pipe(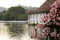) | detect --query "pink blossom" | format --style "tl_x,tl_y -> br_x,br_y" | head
41,16 -> 48,23
50,32 -> 56,37
37,24 -> 43,28
33,29 -> 37,38
50,1 -> 58,8
56,22 -> 60,26
43,27 -> 50,33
